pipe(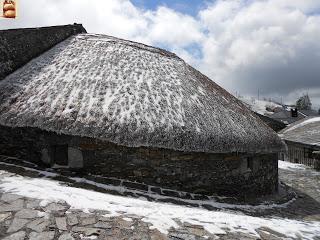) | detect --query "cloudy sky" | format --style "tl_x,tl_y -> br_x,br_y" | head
1,0 -> 320,108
